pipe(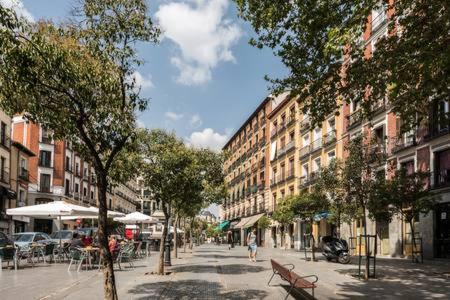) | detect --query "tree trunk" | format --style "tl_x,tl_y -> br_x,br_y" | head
363,207 -> 369,280
158,203 -> 170,275
174,214 -> 179,259
409,219 -> 417,262
189,219 -> 193,250
183,218 -> 187,253
310,219 -> 316,261
97,174 -> 118,300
